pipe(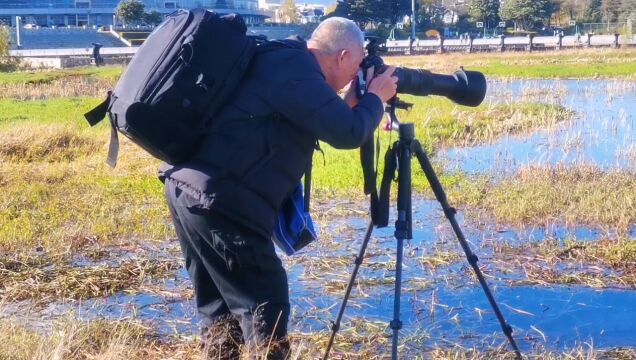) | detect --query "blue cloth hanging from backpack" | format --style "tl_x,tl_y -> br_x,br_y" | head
272,183 -> 317,256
